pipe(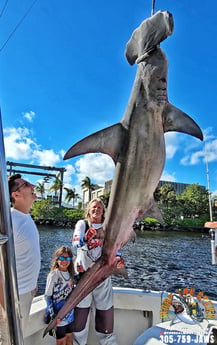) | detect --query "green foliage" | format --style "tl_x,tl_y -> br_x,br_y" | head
178,184 -> 209,217
31,199 -> 55,219
62,209 -> 84,222
143,217 -> 159,225
175,216 -> 208,228
154,183 -> 210,225
31,199 -> 85,223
